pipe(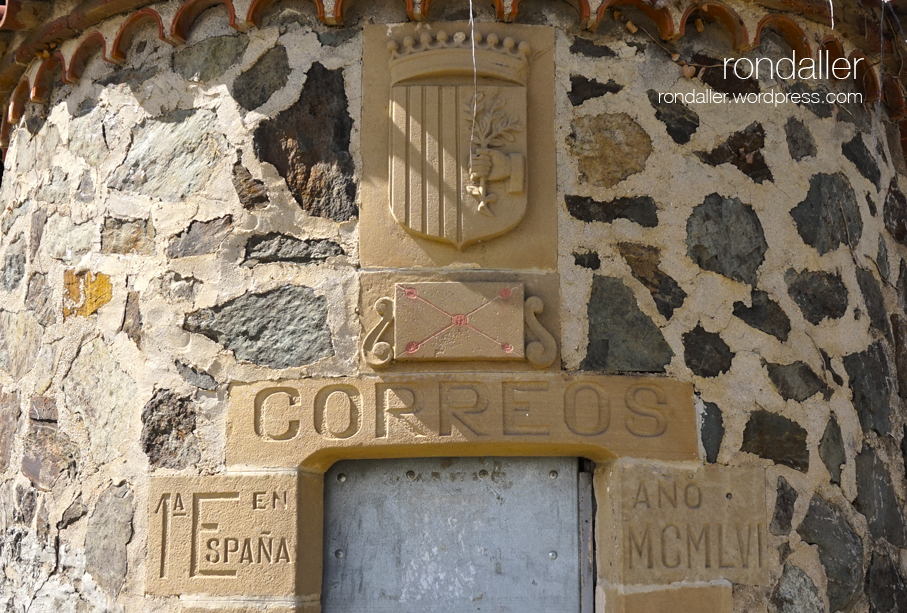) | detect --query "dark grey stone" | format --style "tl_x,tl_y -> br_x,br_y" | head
884,179 -> 907,245
29,395 -> 56,422
0,389 -> 19,473
29,208 -> 46,259
820,416 -> 845,485
695,53 -> 759,95
122,291 -> 141,346
683,325 -> 733,378
646,89 -> 699,145
867,191 -> 879,217
784,117 -> 817,161
75,170 -> 94,203
568,75 -> 622,105
733,290 -> 791,341
565,194 -> 658,227
233,45 -> 291,111
769,563 -> 824,613
572,252 -> 600,270
108,109 -> 225,201
85,483 -> 133,596
57,494 -> 87,530
797,494 -> 863,612
21,422 -> 78,491
25,273 -> 54,328
184,285 -> 334,369
855,446 -> 907,547
820,347 -> 844,386
867,553 -> 907,613
687,193 -> 767,285
898,260 -> 907,312
173,34 -> 249,82
253,62 -> 357,222
700,399 -> 723,464
166,216 -> 232,258
843,134 -> 881,188
318,29 -> 357,47
570,37 -> 616,58
770,477 -> 798,536
892,314 -> 907,398
580,276 -> 673,372
856,267 -> 891,339
695,122 -> 773,184
842,341 -> 892,435
618,242 -> 687,319
101,217 -> 155,255
232,160 -> 269,210
243,233 -> 344,266
140,389 -> 200,470
2,237 -> 25,292
15,484 -> 36,525
741,410 -> 809,472
765,361 -> 831,402
785,269 -> 848,325
789,173 -> 862,255
175,361 -> 217,391
97,66 -> 159,91
877,237 -> 890,280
